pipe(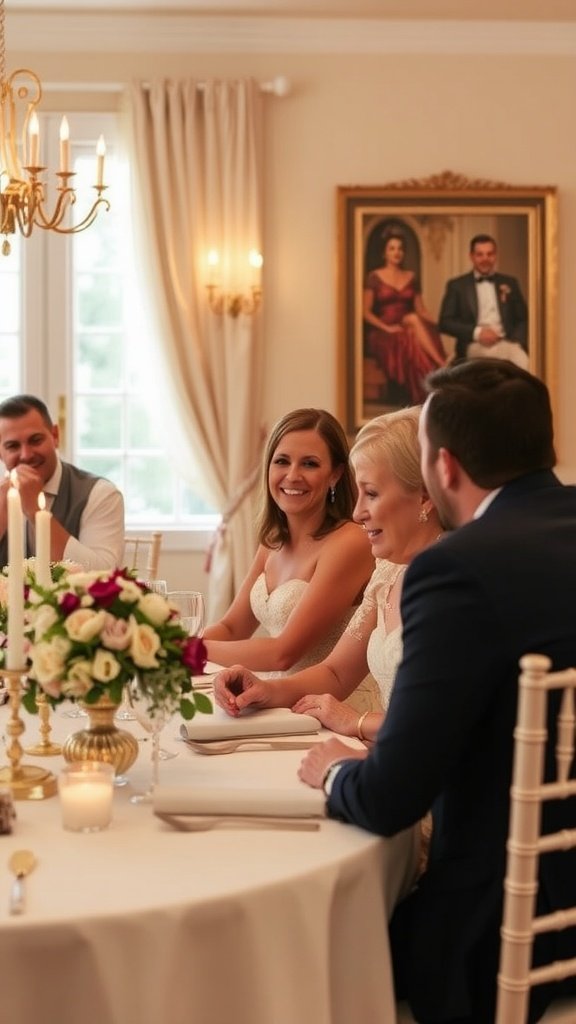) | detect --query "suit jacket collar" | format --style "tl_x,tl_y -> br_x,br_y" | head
486,469 -> 562,511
